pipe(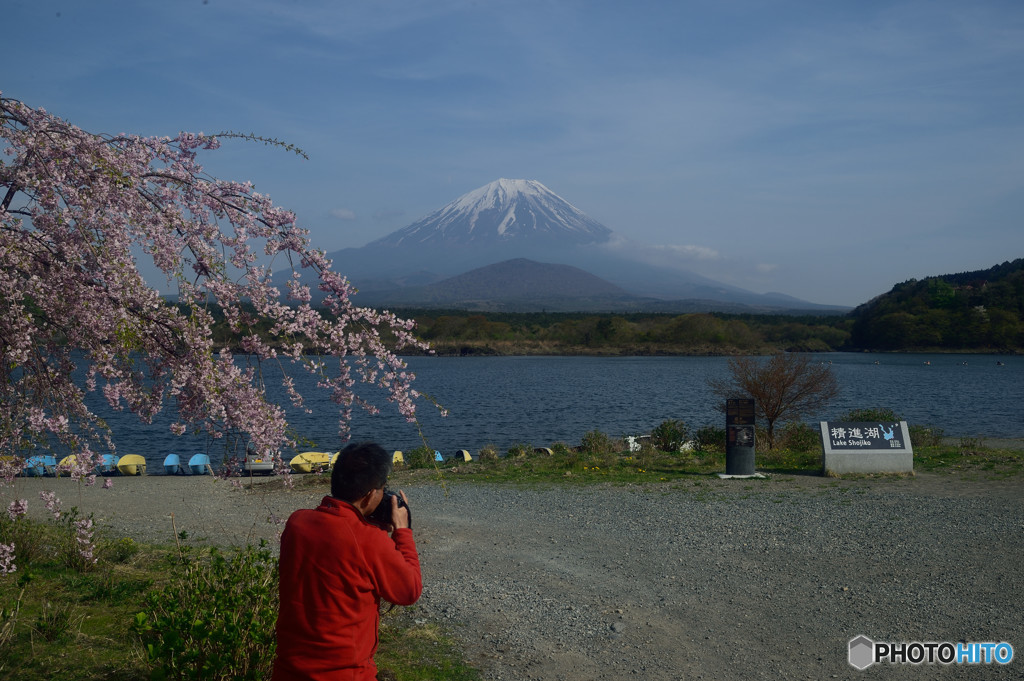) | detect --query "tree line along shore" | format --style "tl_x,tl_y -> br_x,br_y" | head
208,306 -> 1023,356
199,258 -> 1024,355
